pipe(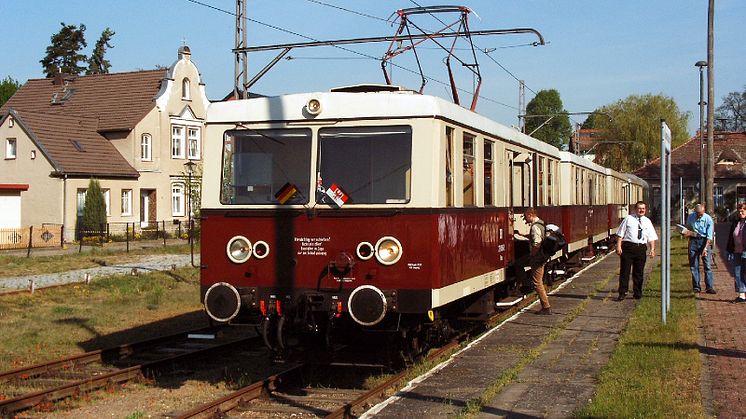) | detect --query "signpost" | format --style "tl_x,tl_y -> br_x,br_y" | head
660,120 -> 672,324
